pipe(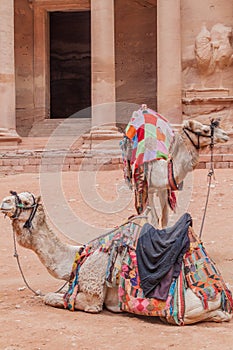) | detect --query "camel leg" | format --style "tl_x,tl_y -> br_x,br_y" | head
45,251 -> 109,313
148,192 -> 159,227
44,291 -> 104,313
104,287 -> 122,313
158,189 -> 169,228
44,292 -> 65,308
74,292 -> 104,313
